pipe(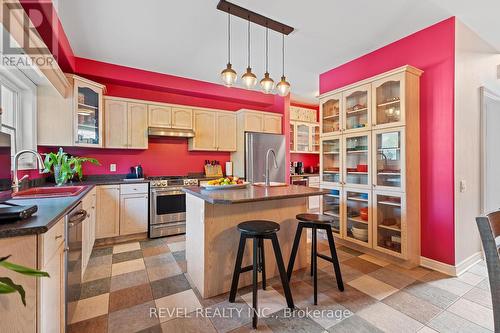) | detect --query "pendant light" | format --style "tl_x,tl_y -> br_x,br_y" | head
220,12 -> 237,87
241,18 -> 257,89
276,33 -> 291,96
260,26 -> 275,94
